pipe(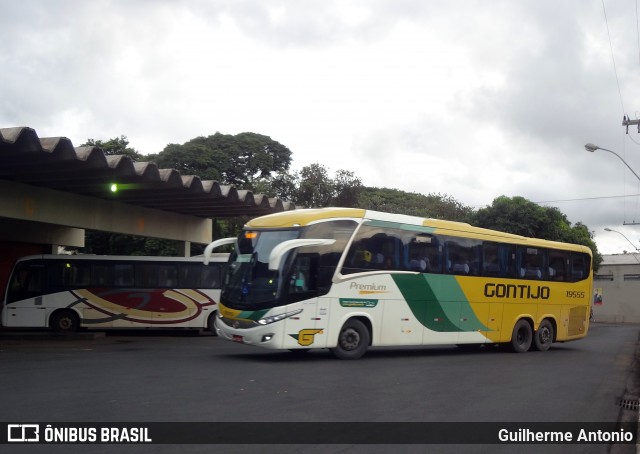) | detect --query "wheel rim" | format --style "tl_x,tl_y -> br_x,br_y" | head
59,317 -> 73,330
539,326 -> 551,345
340,328 -> 360,351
